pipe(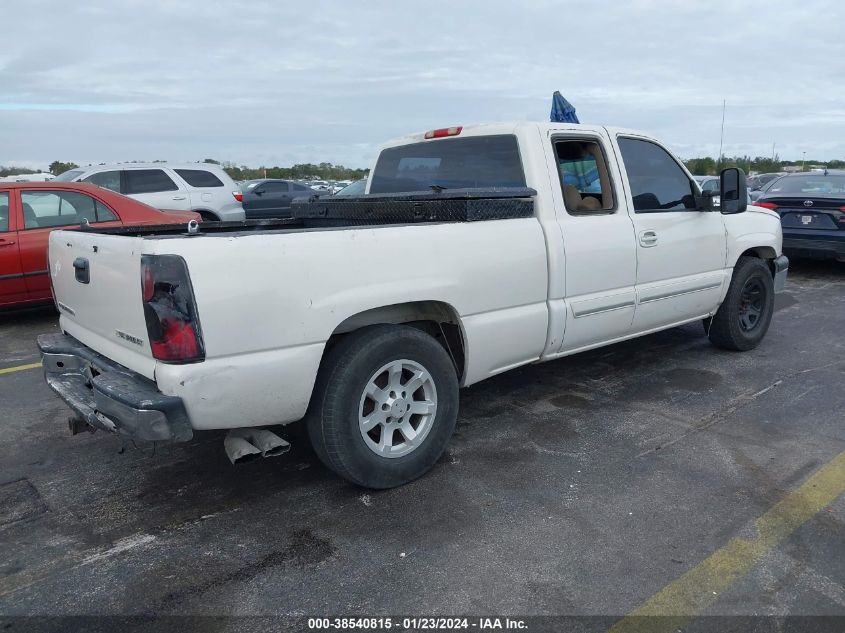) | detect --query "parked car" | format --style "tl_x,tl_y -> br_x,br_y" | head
748,172 -> 785,192
754,171 -> 845,262
333,179 -> 367,196
38,122 -> 786,488
693,175 -> 720,194
0,182 -> 198,309
0,172 -> 55,183
241,179 -> 315,219
54,163 -> 244,222
694,175 -> 751,207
